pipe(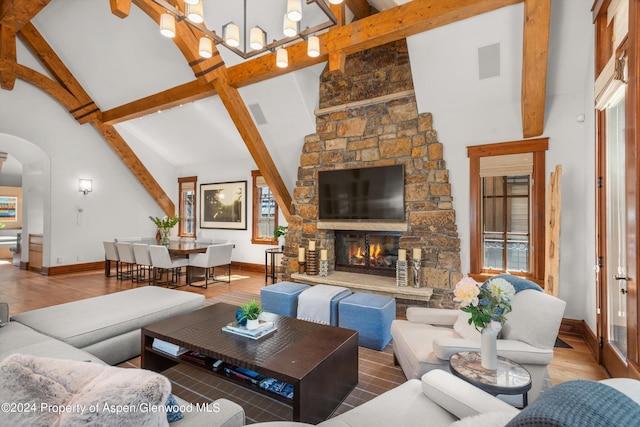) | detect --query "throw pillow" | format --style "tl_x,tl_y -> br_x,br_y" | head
165,393 -> 184,423
505,380 -> 640,427
450,411 -> 517,427
453,311 -> 481,340
0,354 -> 172,427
